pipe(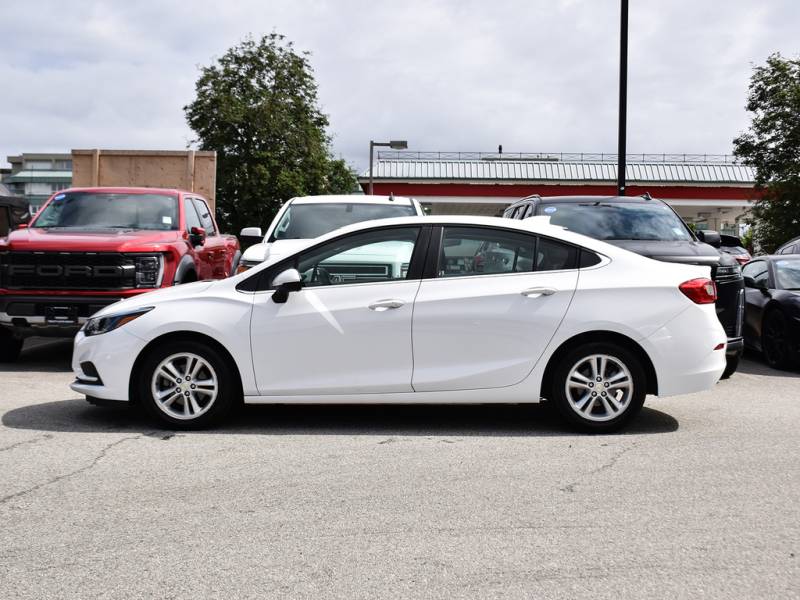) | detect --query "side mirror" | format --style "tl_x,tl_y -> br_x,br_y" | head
696,229 -> 721,248
271,268 -> 302,304
189,226 -> 206,246
743,275 -> 756,289
240,226 -> 263,243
